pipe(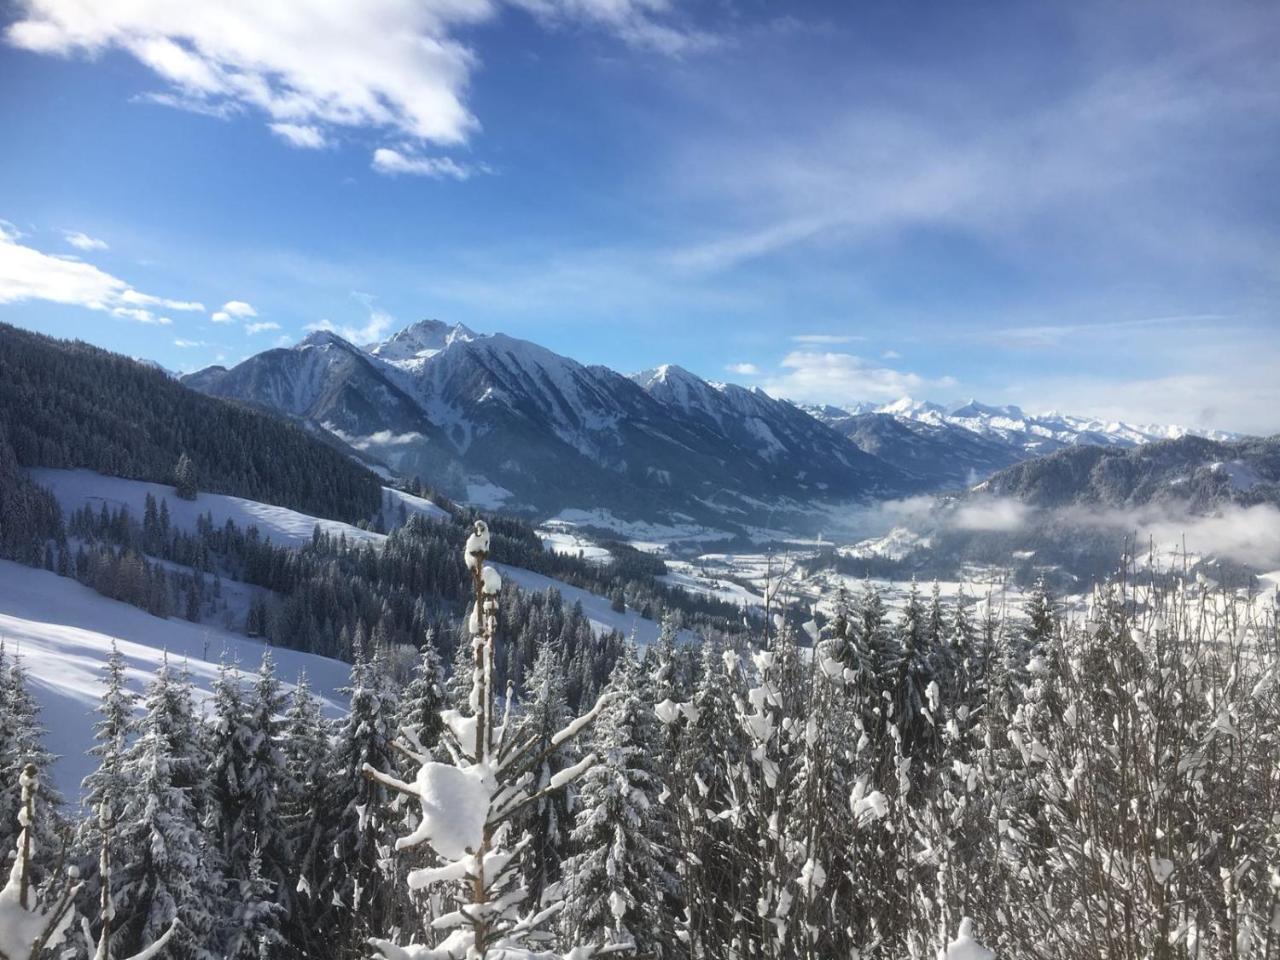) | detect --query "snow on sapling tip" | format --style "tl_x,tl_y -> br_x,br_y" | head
0,765 -> 79,960
942,917 -> 995,960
